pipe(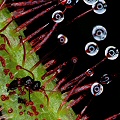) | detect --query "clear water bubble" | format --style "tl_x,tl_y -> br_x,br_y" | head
52,10 -> 64,23
92,0 -> 107,14
100,74 -> 112,85
91,82 -> 103,96
57,34 -> 68,45
85,42 -> 99,56
83,0 -> 98,5
105,46 -> 119,60
92,25 -> 107,41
